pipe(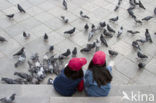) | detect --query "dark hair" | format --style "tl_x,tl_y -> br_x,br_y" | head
88,61 -> 112,87
64,66 -> 84,80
